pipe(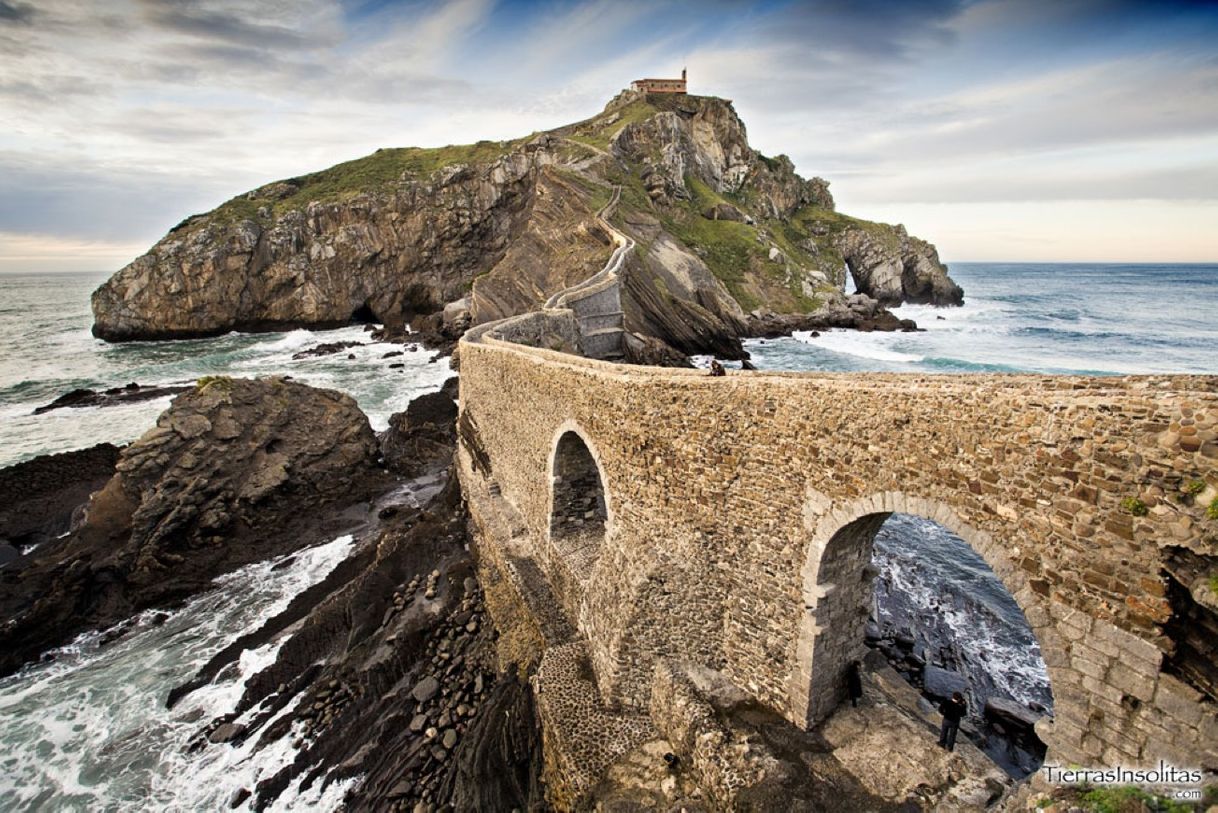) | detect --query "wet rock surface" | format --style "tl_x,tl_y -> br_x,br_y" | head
34,382 -> 192,414
291,341 -> 365,360
116,382 -> 546,811
746,294 -> 919,338
380,378 -> 459,477
0,443 -> 120,554
173,467 -> 543,812
0,377 -> 386,678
